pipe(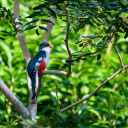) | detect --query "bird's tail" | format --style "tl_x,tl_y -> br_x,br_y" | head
31,72 -> 38,102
